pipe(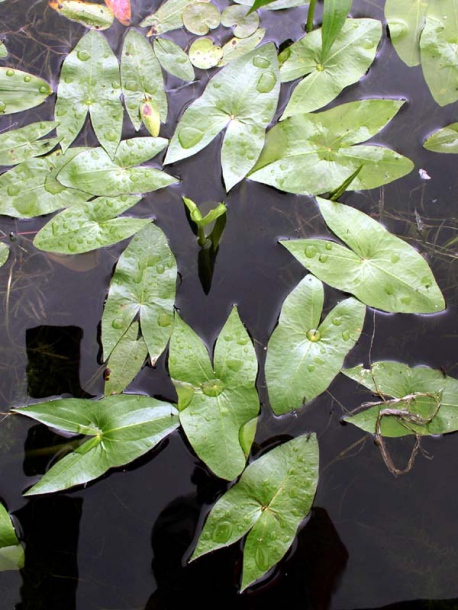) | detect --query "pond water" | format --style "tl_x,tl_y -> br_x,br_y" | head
0,0 -> 458,608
